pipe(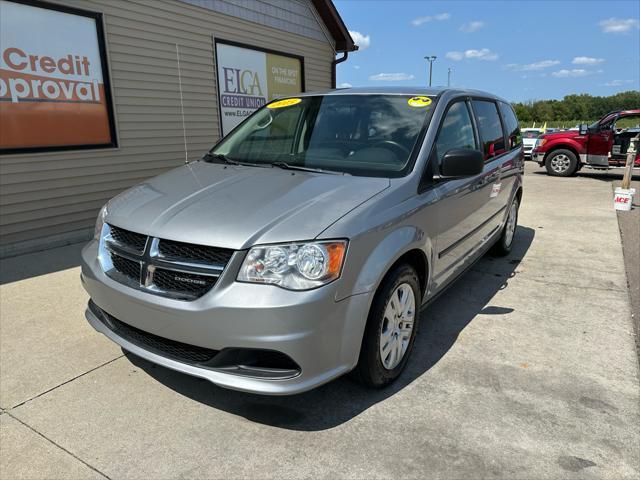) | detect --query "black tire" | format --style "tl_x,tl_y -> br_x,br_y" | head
355,264 -> 422,388
545,149 -> 578,177
492,197 -> 519,256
